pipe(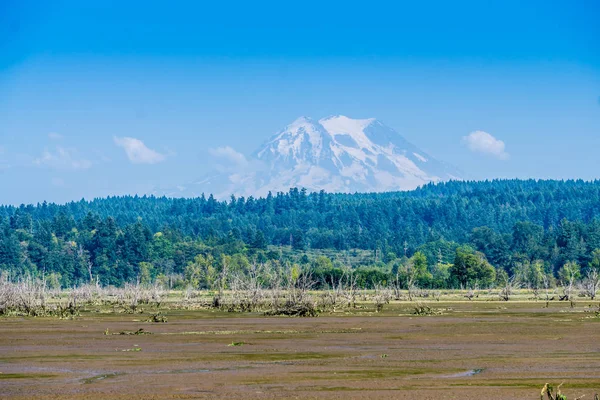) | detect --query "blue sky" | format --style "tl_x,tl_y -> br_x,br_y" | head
1,0 -> 599,205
